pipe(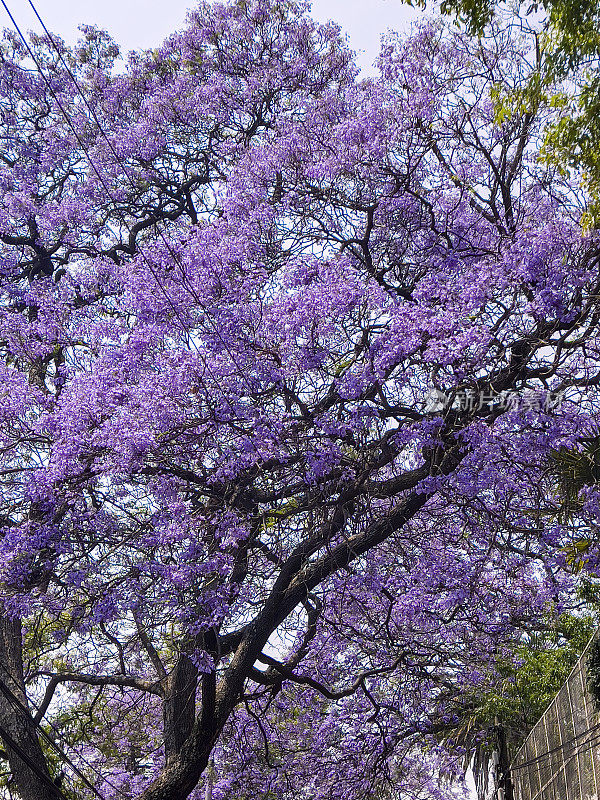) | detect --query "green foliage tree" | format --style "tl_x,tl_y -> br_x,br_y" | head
405,0 -> 600,222
448,614 -> 597,797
